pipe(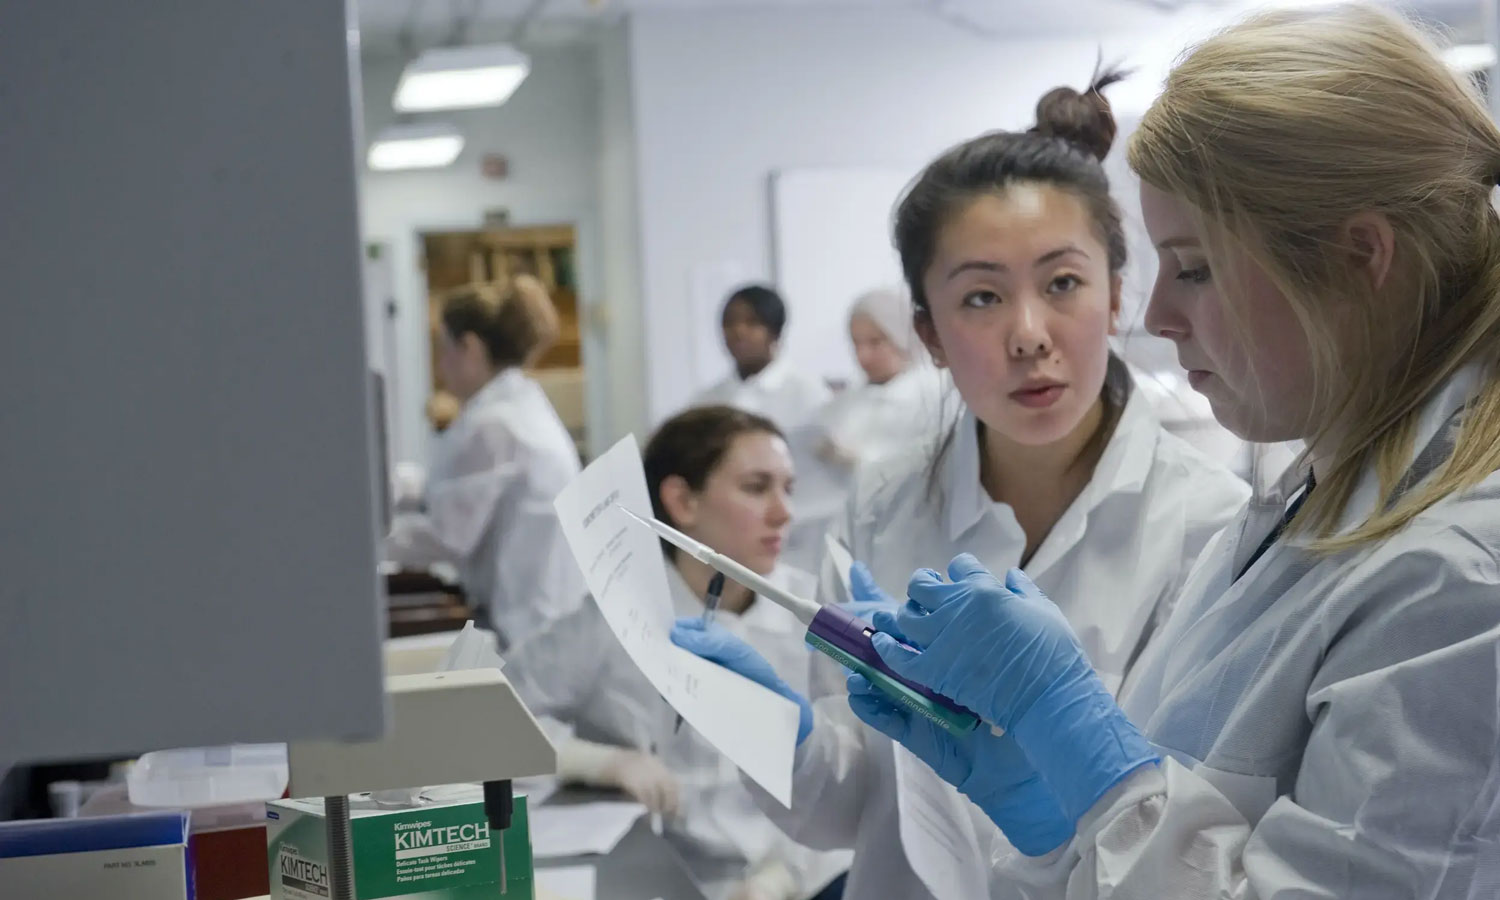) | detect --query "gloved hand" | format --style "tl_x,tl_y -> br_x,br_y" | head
846,673 -> 1073,856
868,555 -> 1159,826
727,858 -> 798,900
671,618 -> 814,745
600,748 -> 681,817
838,561 -> 901,621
